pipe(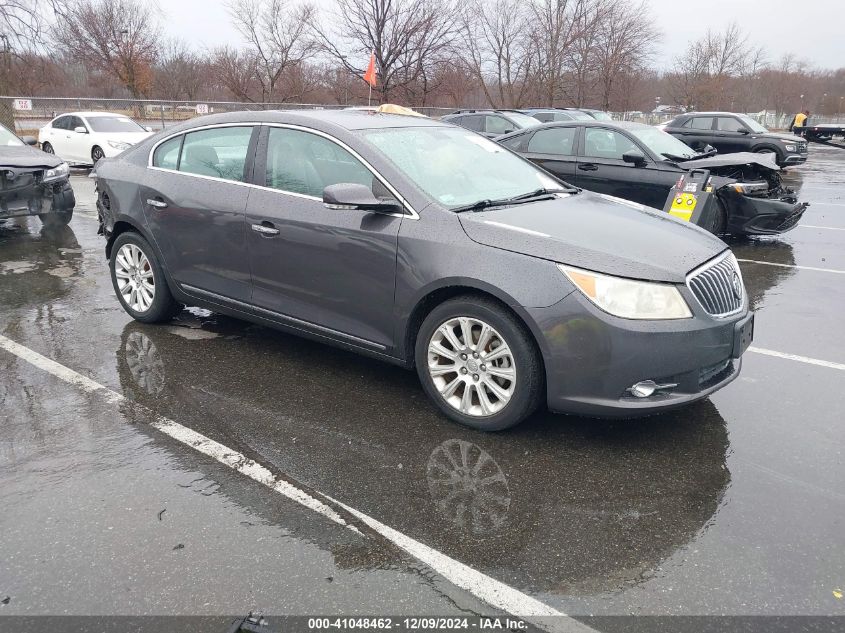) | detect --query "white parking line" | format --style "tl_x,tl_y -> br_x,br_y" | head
799,224 -> 845,231
736,259 -> 845,275
806,202 -> 845,207
0,333 -> 594,631
749,346 -> 845,371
